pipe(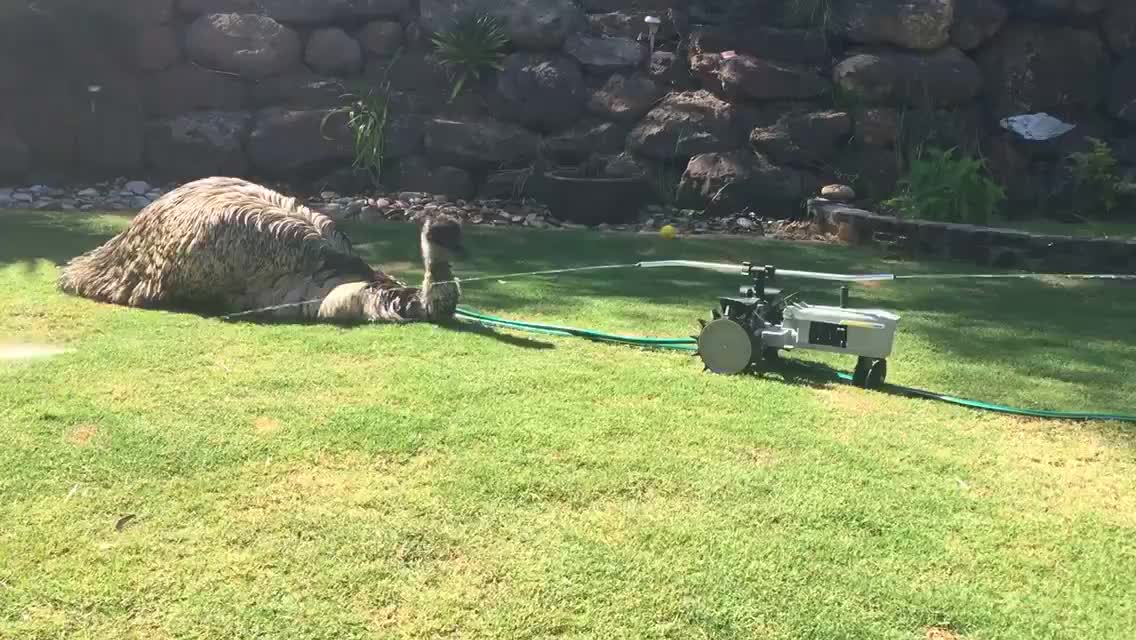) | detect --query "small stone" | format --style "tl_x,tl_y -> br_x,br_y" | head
736,217 -> 754,229
821,184 -> 856,201
12,192 -> 33,202
130,196 -> 152,209
29,184 -> 49,194
337,197 -> 353,205
432,194 -> 447,203
80,204 -> 95,212
61,203 -> 77,211
375,197 -> 392,209
320,190 -> 339,200
76,187 -> 100,198
346,200 -> 365,217
125,180 -> 151,195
